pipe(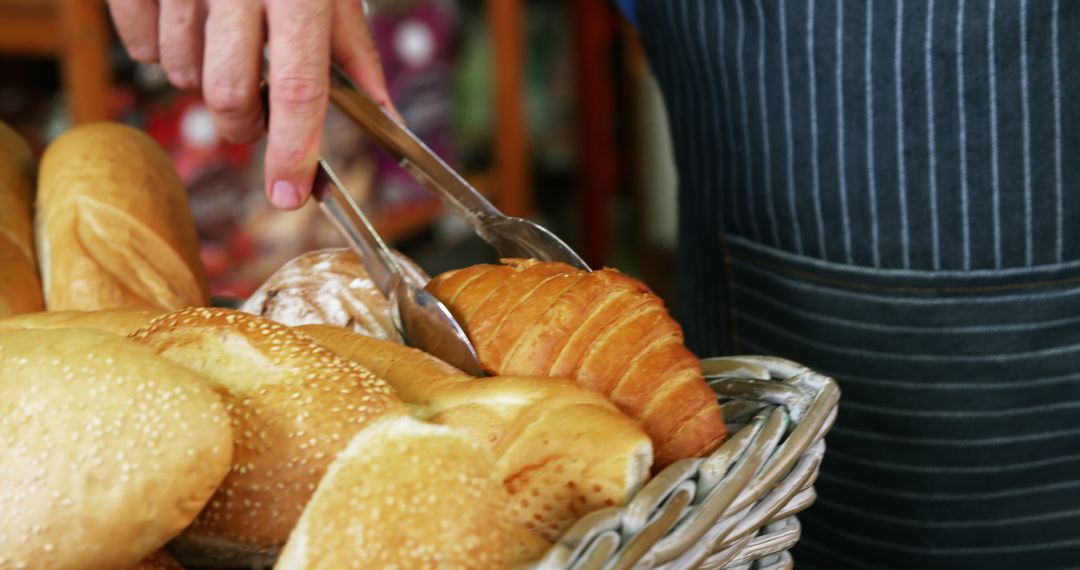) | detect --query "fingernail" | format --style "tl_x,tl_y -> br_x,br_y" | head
271,180 -> 302,209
